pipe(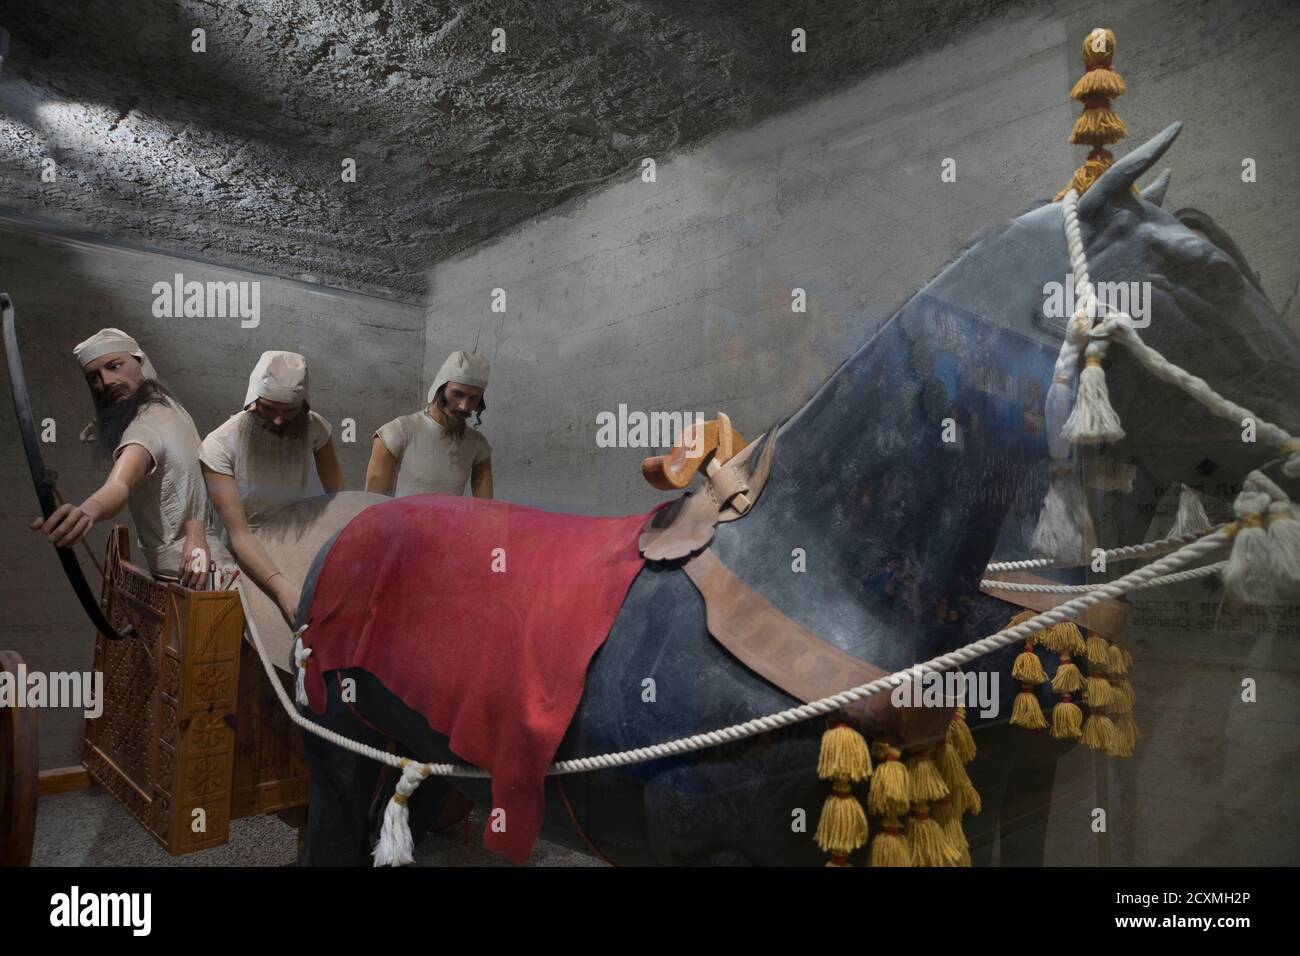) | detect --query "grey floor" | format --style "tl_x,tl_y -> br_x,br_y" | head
32,788 -> 604,867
